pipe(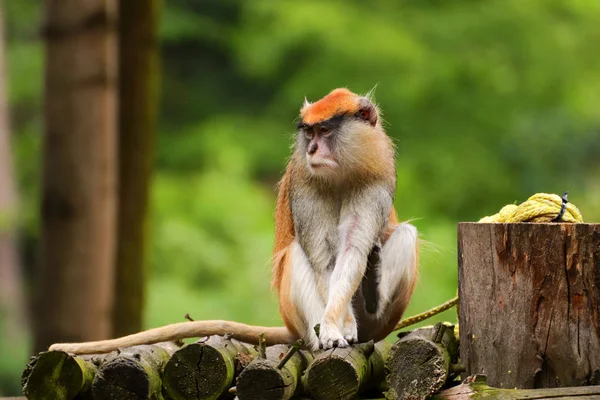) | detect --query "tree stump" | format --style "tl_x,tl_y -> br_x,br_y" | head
458,223 -> 600,389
